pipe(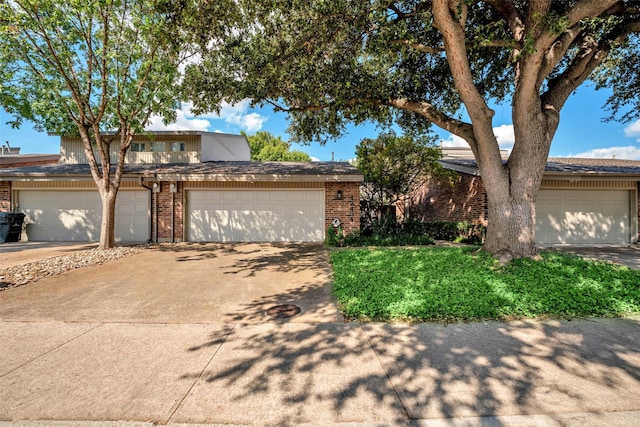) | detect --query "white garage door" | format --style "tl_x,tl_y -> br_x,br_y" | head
18,190 -> 150,242
536,189 -> 630,245
187,189 -> 325,242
